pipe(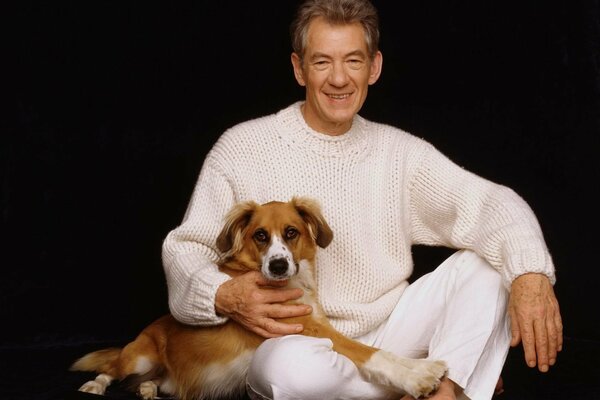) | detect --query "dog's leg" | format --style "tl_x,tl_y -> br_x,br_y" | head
361,350 -> 447,398
78,373 -> 114,395
323,329 -> 447,398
